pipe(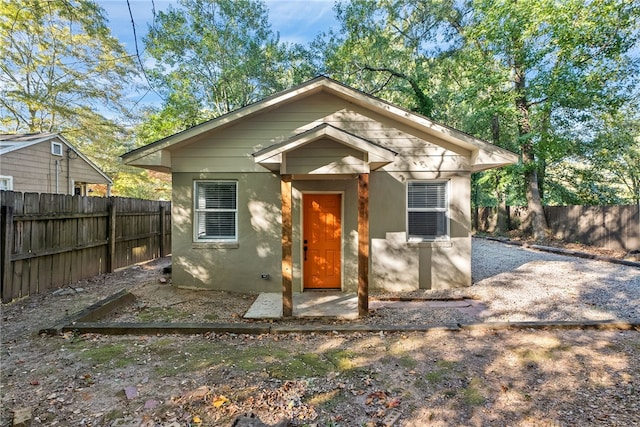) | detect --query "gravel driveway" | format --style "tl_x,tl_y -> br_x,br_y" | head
470,238 -> 640,323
